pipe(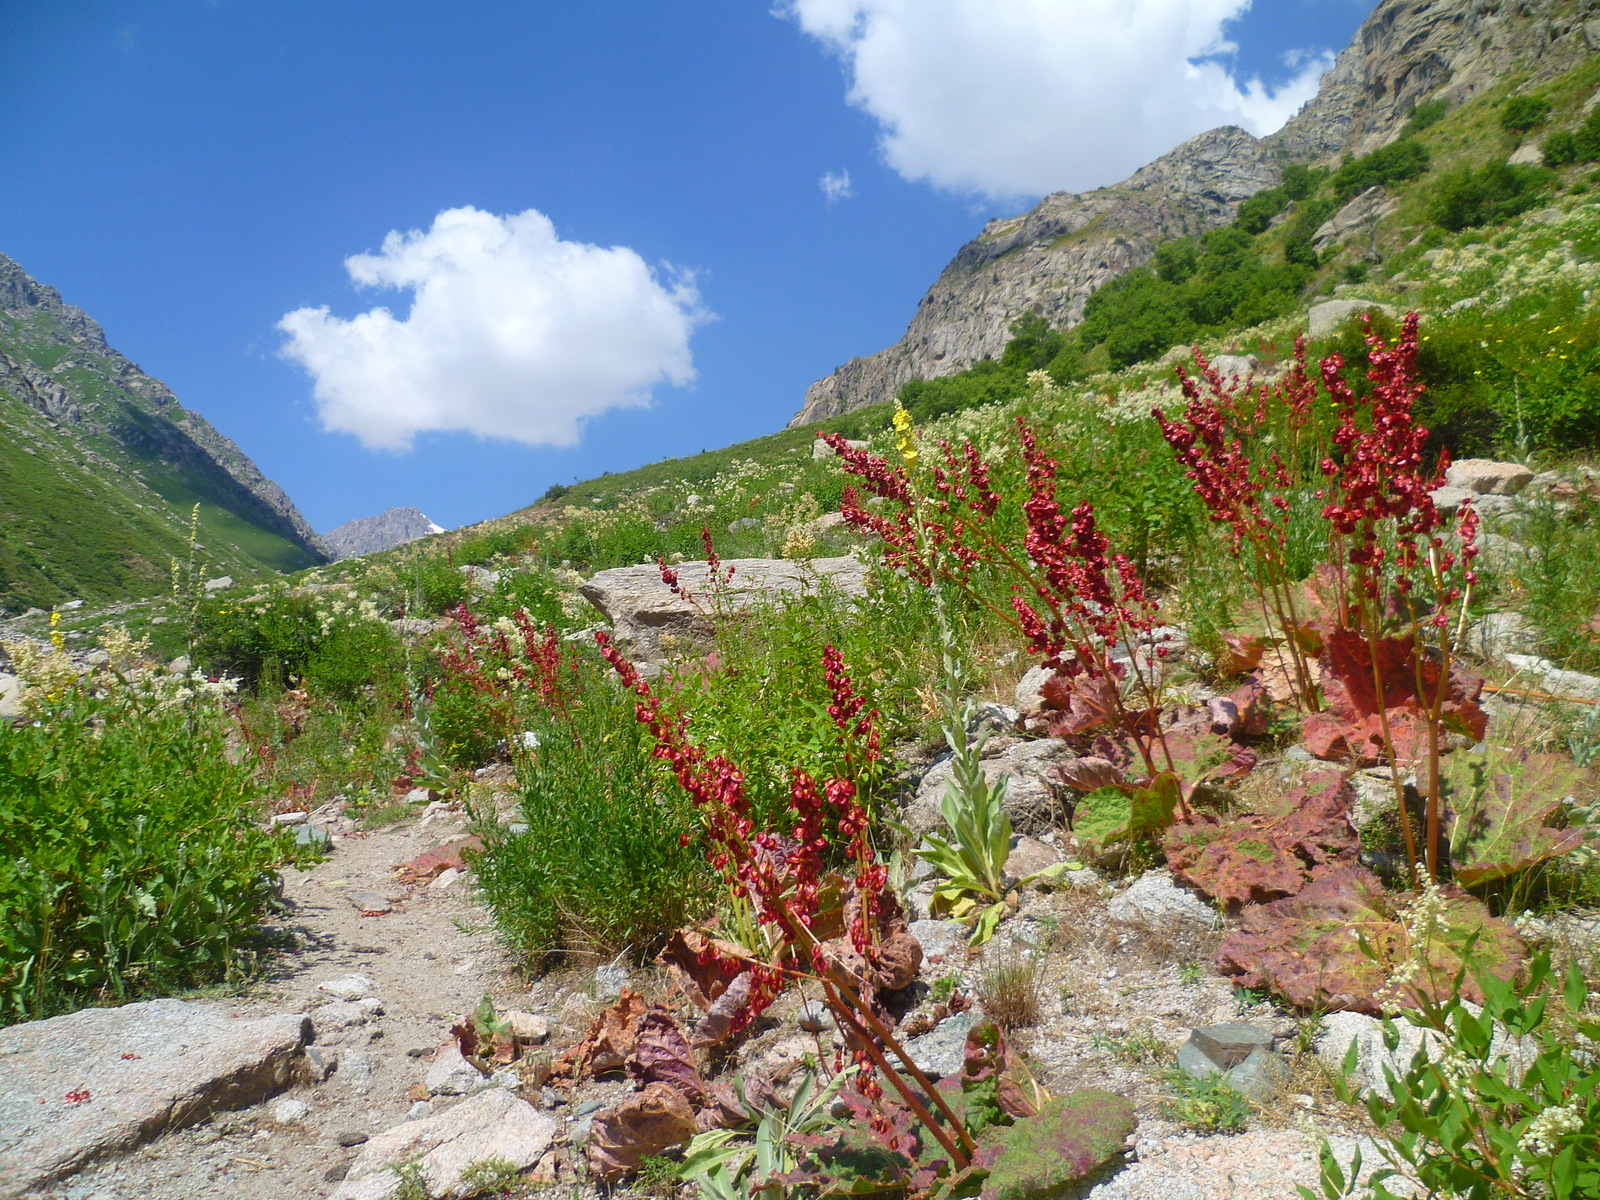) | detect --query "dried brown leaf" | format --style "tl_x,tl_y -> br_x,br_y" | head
584,1081 -> 699,1183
